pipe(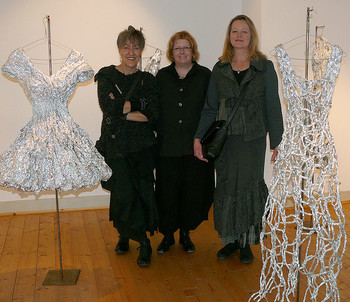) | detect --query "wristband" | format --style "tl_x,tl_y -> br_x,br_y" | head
130,98 -> 147,112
